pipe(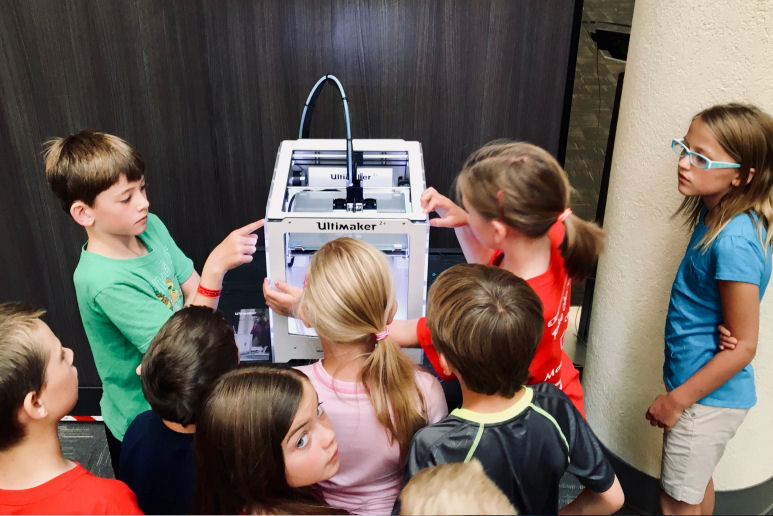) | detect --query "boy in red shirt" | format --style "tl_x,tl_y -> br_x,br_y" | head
0,302 -> 142,515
